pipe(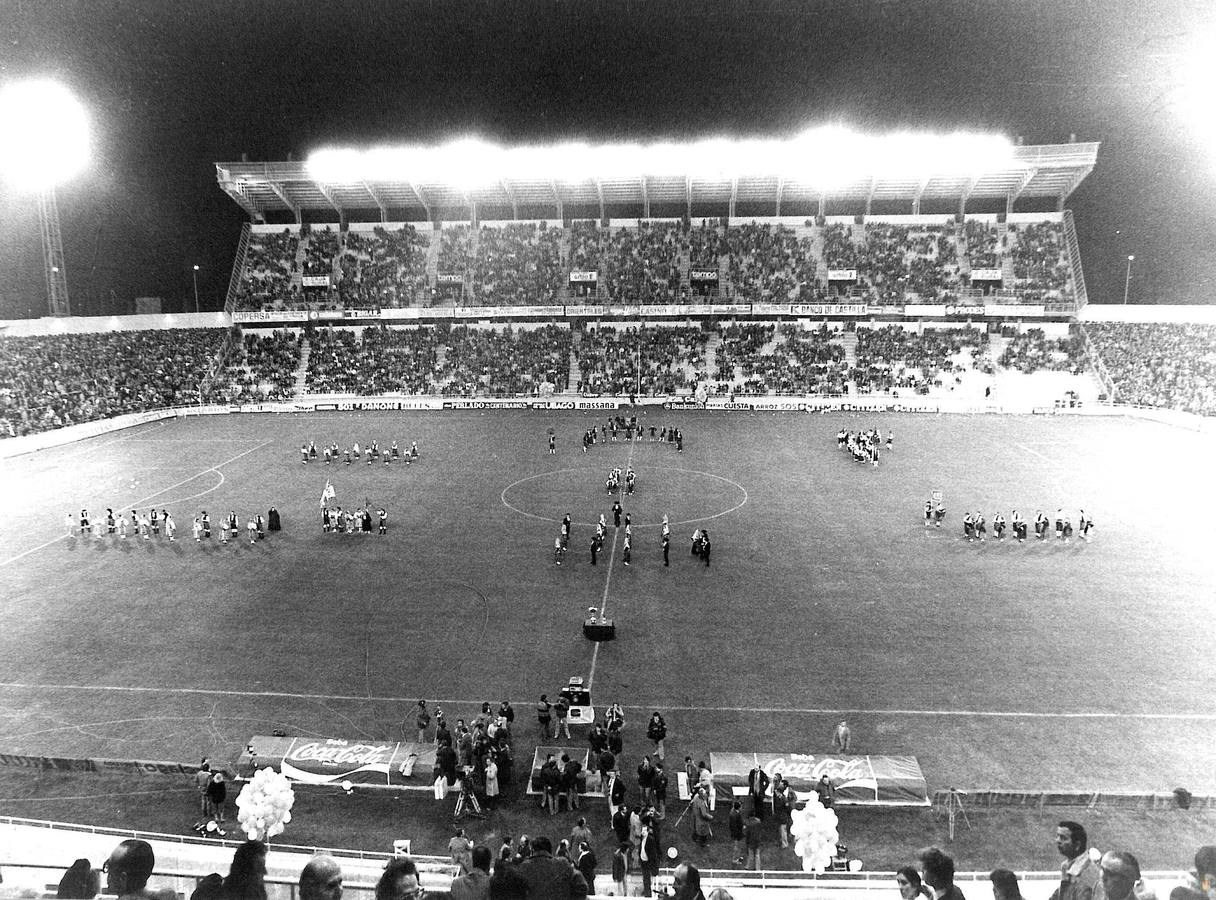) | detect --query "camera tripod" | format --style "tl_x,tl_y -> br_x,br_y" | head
935,788 -> 971,840
454,786 -> 486,819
